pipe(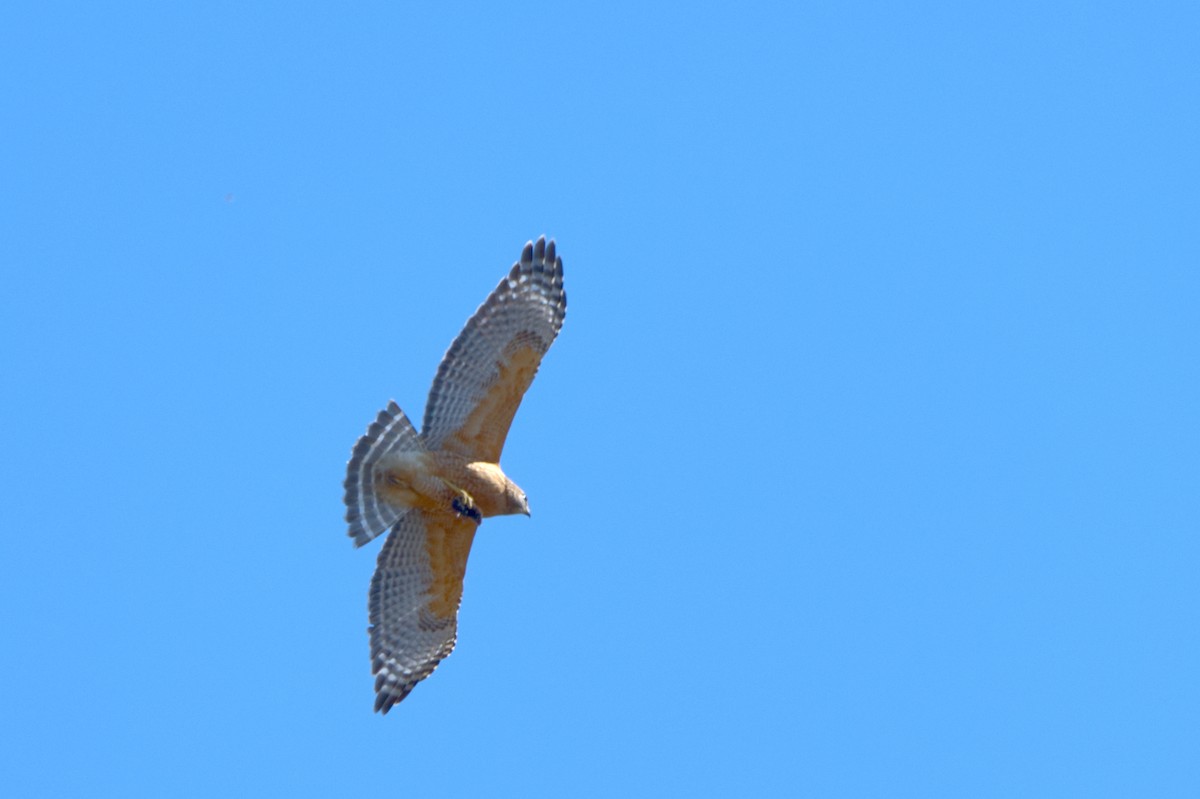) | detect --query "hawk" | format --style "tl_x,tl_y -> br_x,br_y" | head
343,236 -> 566,713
